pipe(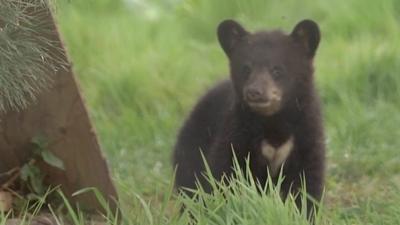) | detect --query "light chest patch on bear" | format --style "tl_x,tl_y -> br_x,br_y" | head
261,136 -> 294,177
